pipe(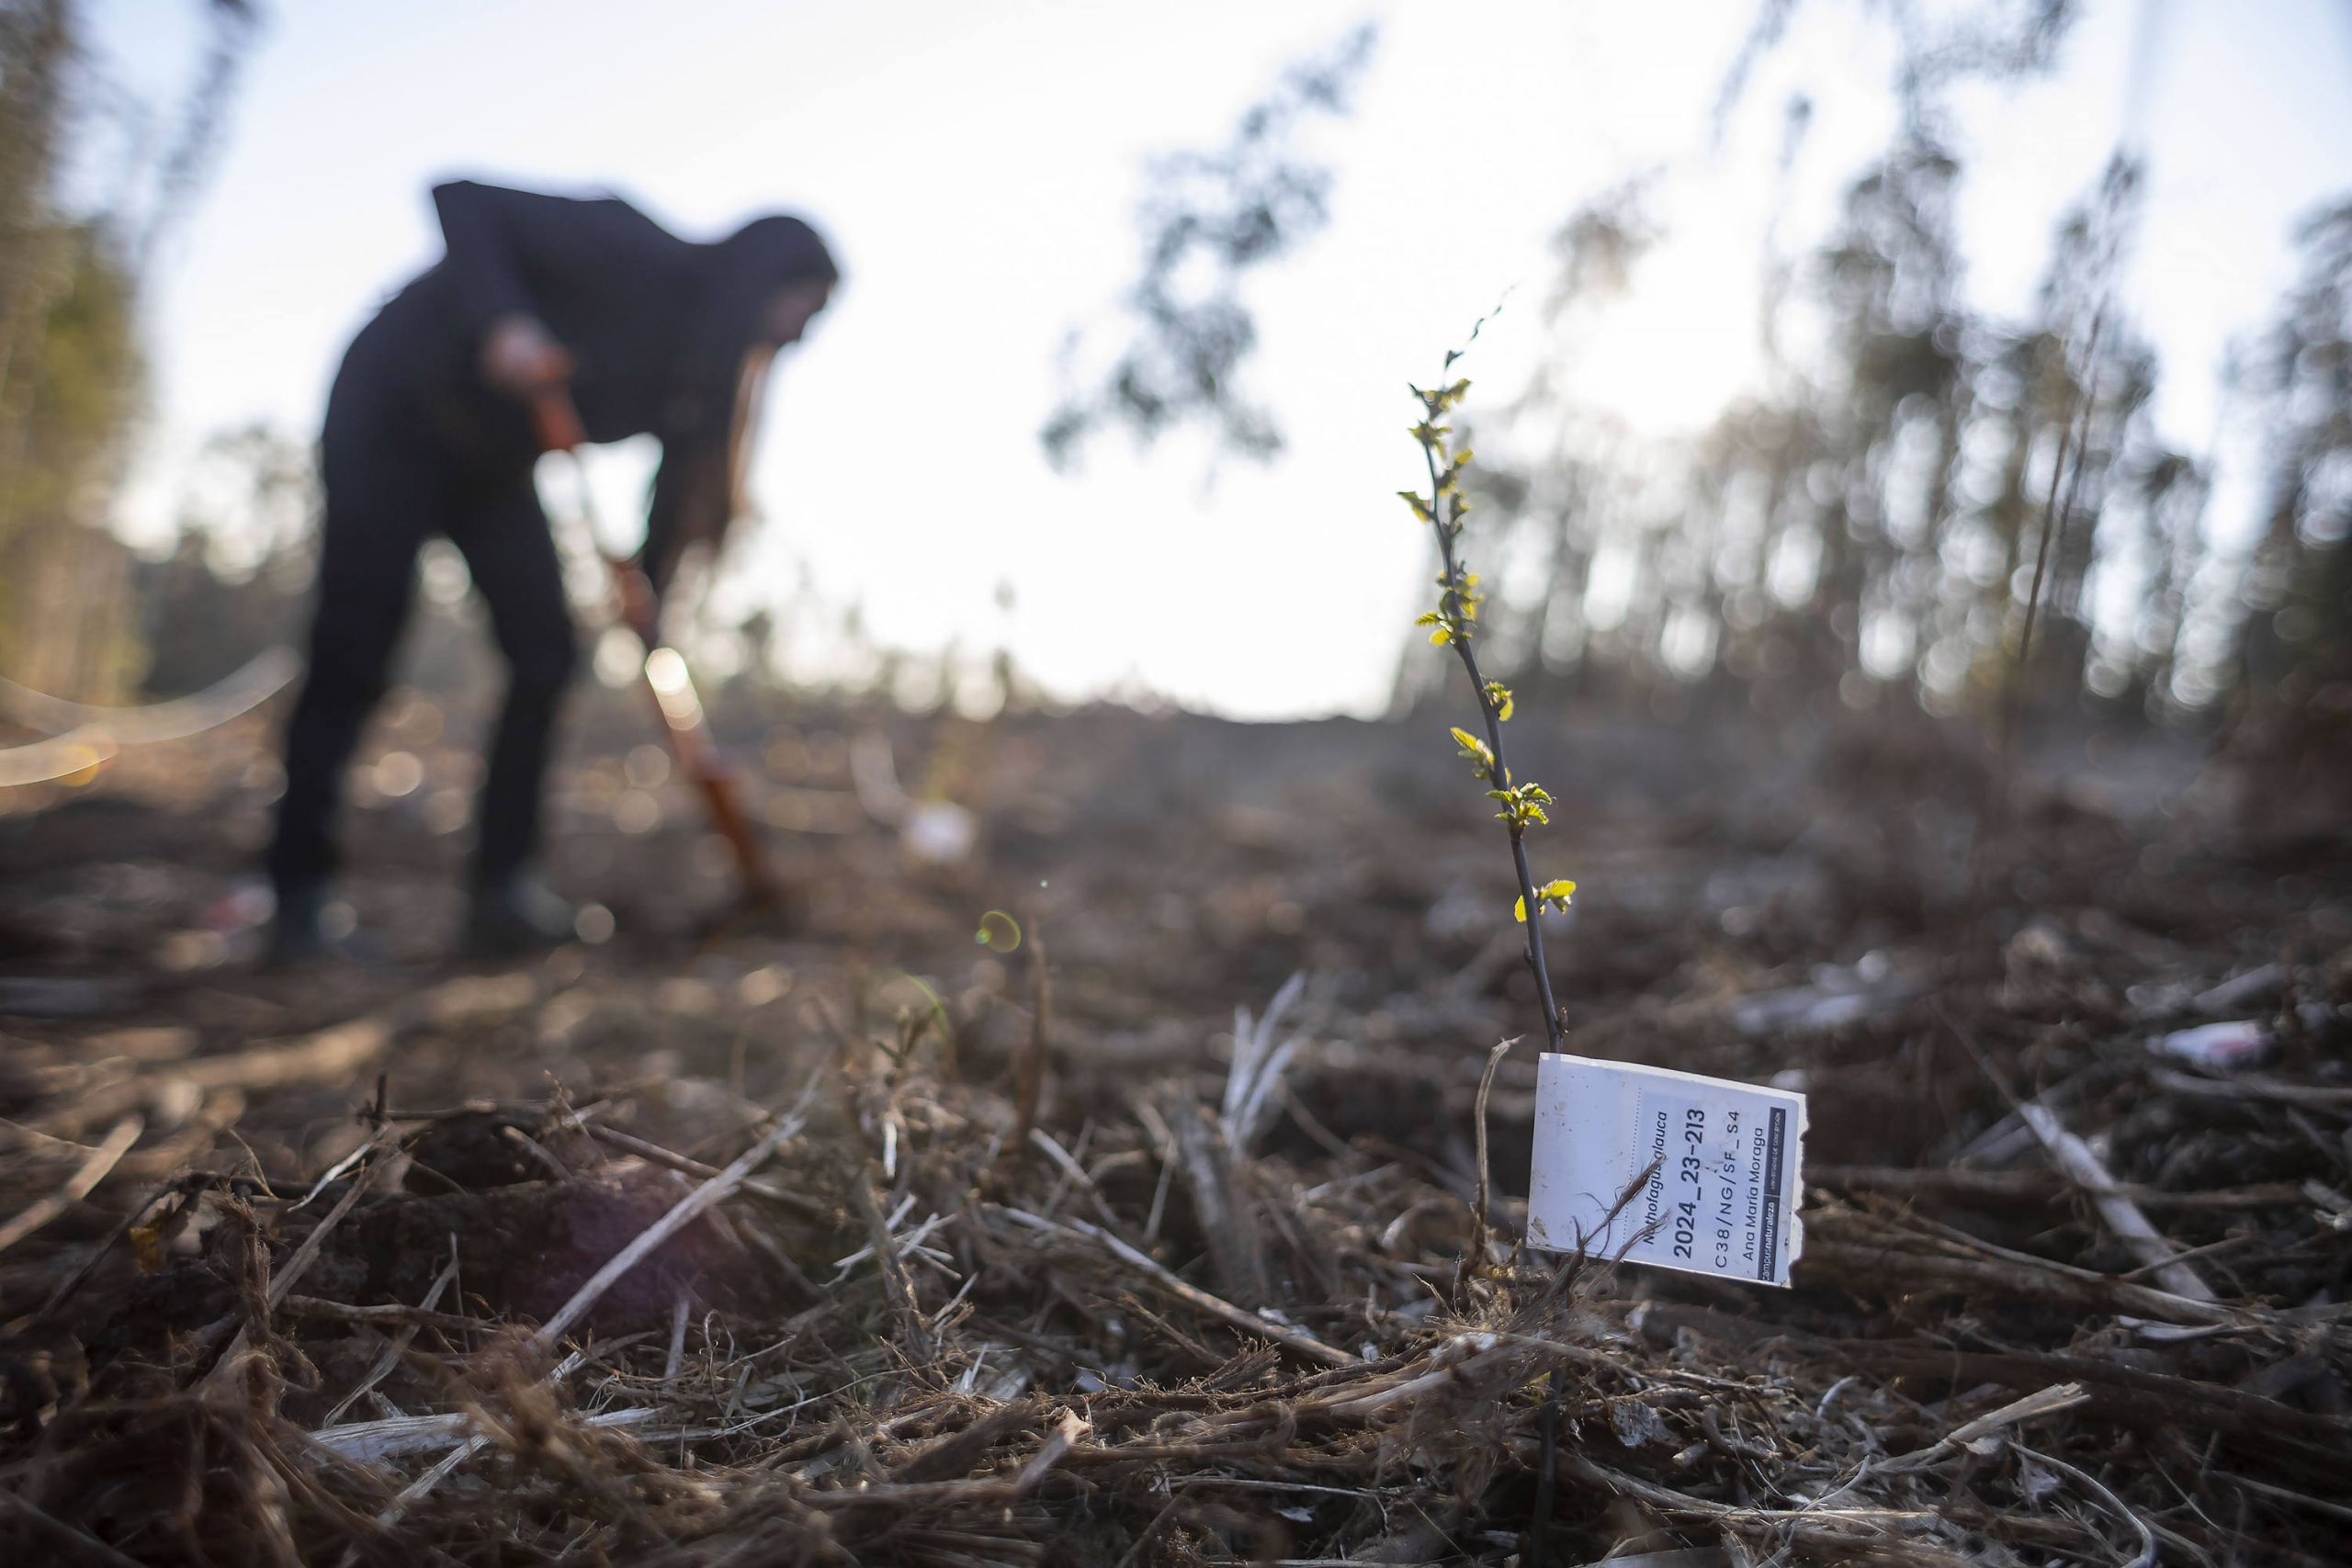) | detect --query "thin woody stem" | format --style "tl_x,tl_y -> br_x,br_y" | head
1420,404 -> 1565,1052
1984,307 -> 2106,903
